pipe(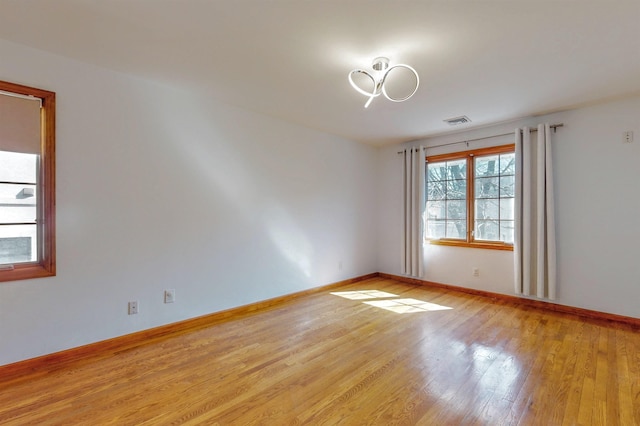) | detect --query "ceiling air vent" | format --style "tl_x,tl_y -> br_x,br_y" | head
444,115 -> 471,126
